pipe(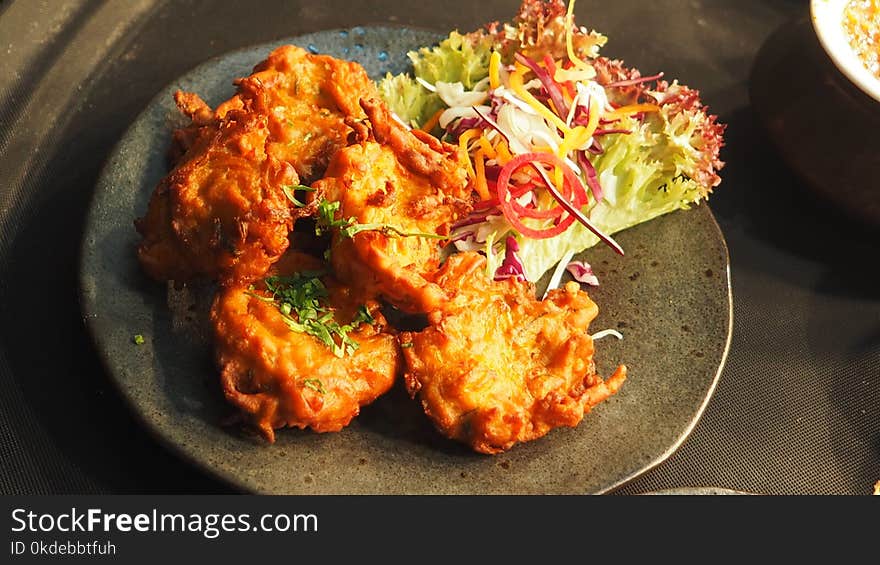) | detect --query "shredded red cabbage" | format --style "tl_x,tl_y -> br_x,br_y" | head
571,104 -> 591,126
483,164 -> 502,181
447,230 -> 475,245
494,235 -> 526,281
447,116 -> 483,138
604,71 -> 665,89
566,260 -> 599,286
472,106 -> 511,147
576,151 -> 604,204
452,209 -> 499,229
514,52 -> 570,122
